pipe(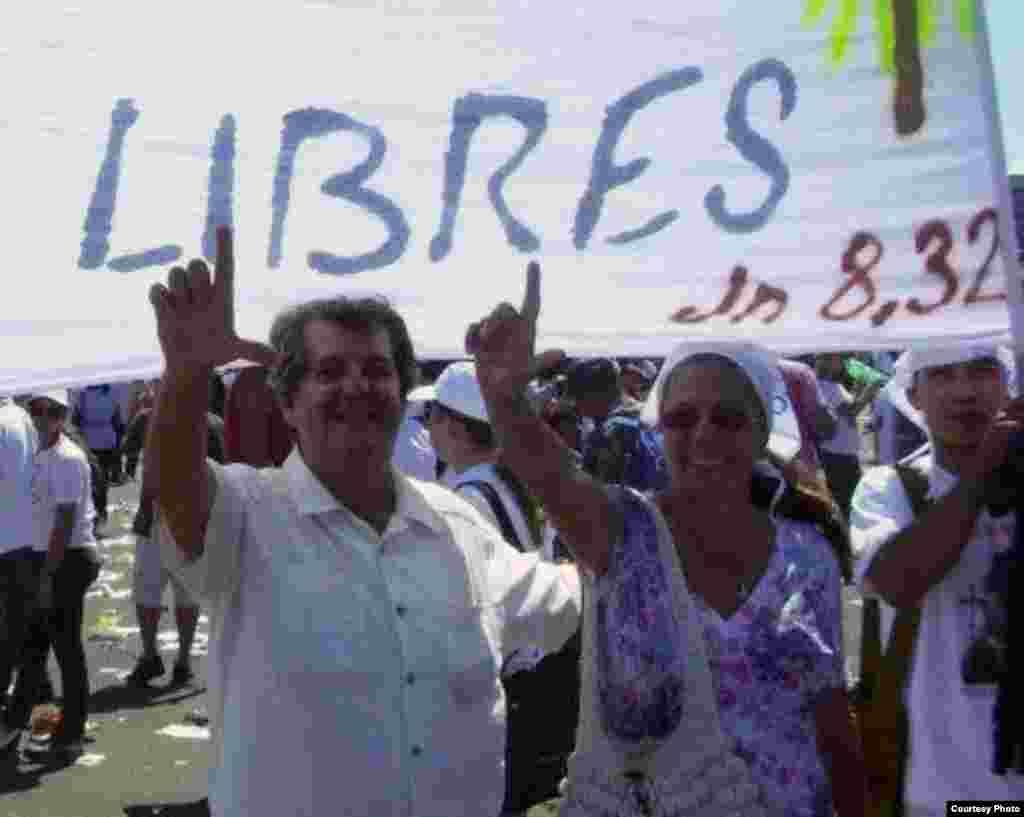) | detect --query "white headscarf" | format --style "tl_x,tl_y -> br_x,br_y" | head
642,341 -> 780,435
892,344 -> 1016,392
